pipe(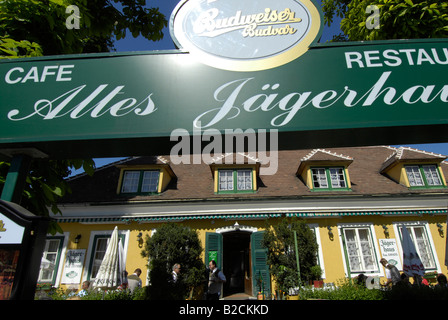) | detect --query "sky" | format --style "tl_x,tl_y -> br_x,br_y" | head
87,0 -> 448,171
112,0 -> 342,51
